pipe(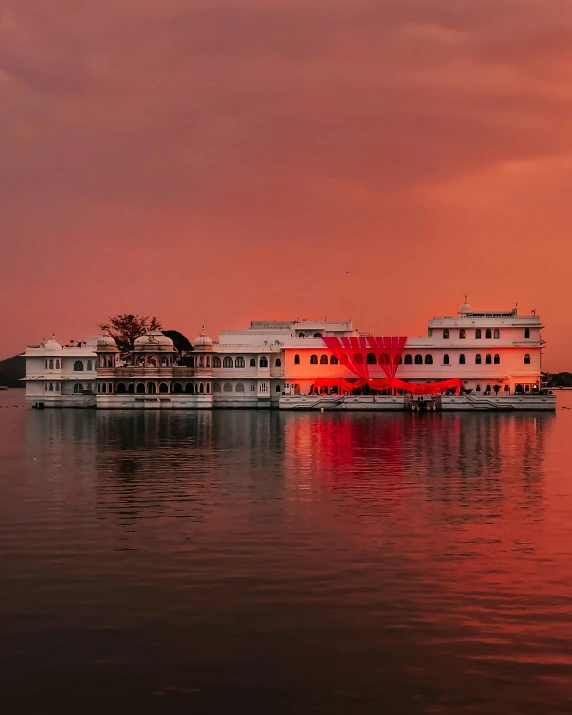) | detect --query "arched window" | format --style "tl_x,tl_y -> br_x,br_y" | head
235,383 -> 245,392
49,359 -> 54,370
366,353 -> 376,365
74,360 -> 84,371
298,333 -> 305,338
524,353 -> 531,365
159,383 -> 169,393
199,383 -> 204,393
206,383 -> 211,393
73,383 -> 84,394
250,358 -> 256,367
459,329 -> 466,339
49,383 -> 53,392
213,383 -> 221,392
223,382 -> 233,392
354,353 -> 364,364
101,383 -> 107,393
504,385 -> 510,392
379,353 -> 389,365
136,383 -> 145,393
320,355 -> 328,364
414,354 -> 423,365
404,354 -> 413,364
424,354 -> 433,365
493,329 -> 500,339
310,355 -> 318,364
524,328 -> 530,339
476,384 -> 481,392
475,329 -> 482,339
108,383 -> 113,394
185,383 -> 194,393
147,383 -> 156,394
494,354 -> 500,364
443,354 -> 450,365
485,329 -> 492,339
276,385 -> 281,392
87,360 -> 92,371
294,354 -> 300,365
260,356 -> 268,368
485,354 -> 492,364
475,354 -> 482,364
330,355 -> 338,364
313,332 -> 322,338
443,329 -> 449,339
213,356 -> 221,368
223,357 -> 233,368
275,358 -> 281,367
459,354 -> 466,365
235,356 -> 245,368
116,383 -> 127,394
